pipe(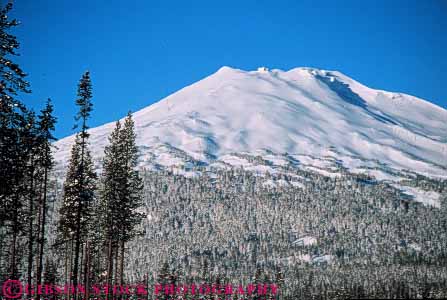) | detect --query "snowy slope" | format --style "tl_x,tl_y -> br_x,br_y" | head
53,66 -> 447,178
